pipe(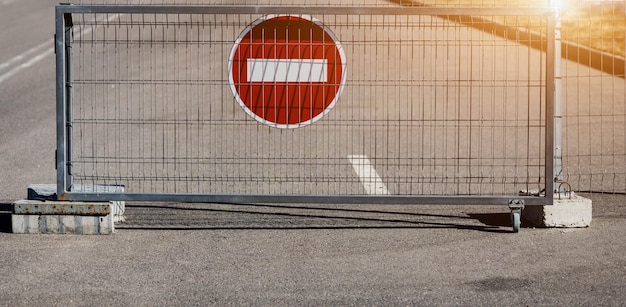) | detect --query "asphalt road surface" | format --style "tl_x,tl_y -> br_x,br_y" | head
2,195 -> 626,305
1,1 -> 626,306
